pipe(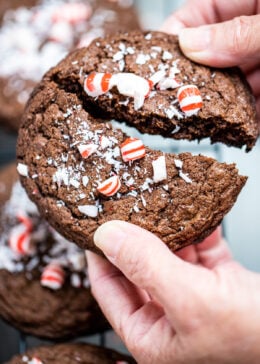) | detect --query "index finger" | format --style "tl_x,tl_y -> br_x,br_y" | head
160,0 -> 258,34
